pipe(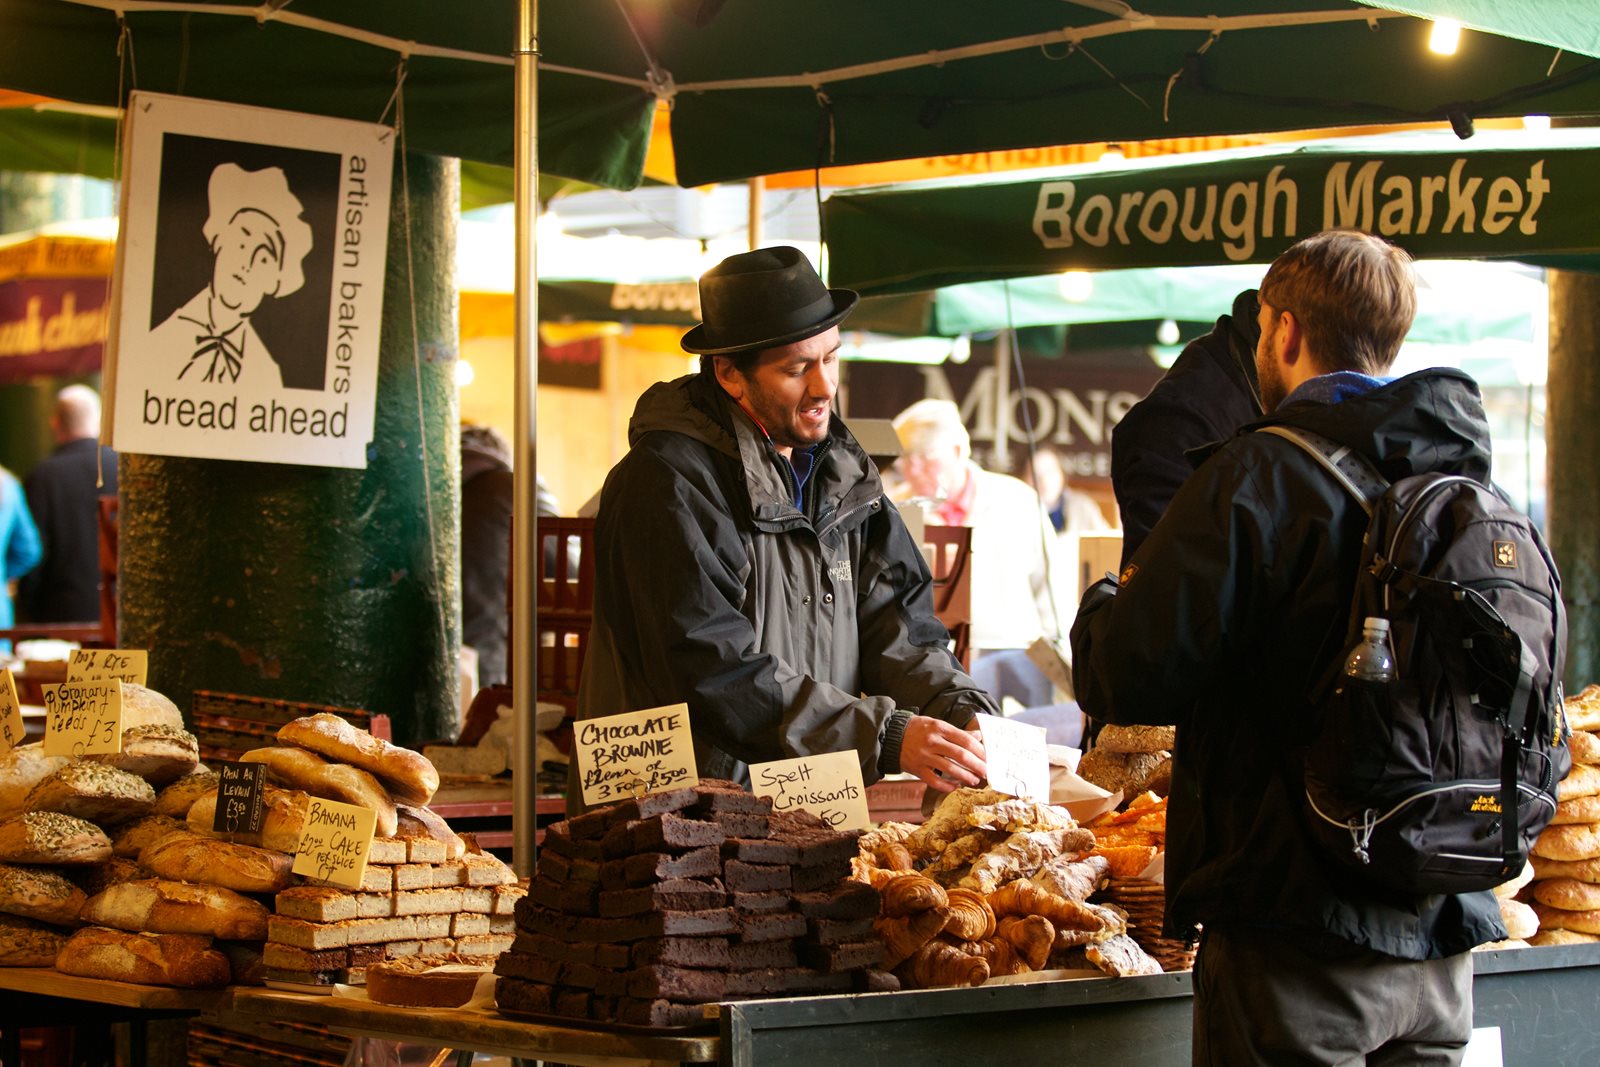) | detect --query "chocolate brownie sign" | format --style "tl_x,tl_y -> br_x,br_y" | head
748,751 -> 870,831
574,703 -> 699,807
